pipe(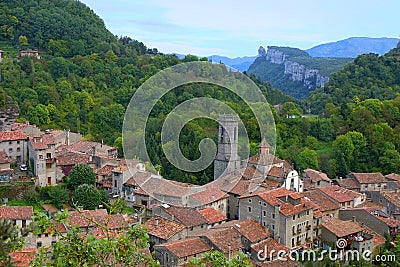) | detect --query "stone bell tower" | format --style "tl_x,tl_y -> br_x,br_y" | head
214,114 -> 241,180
